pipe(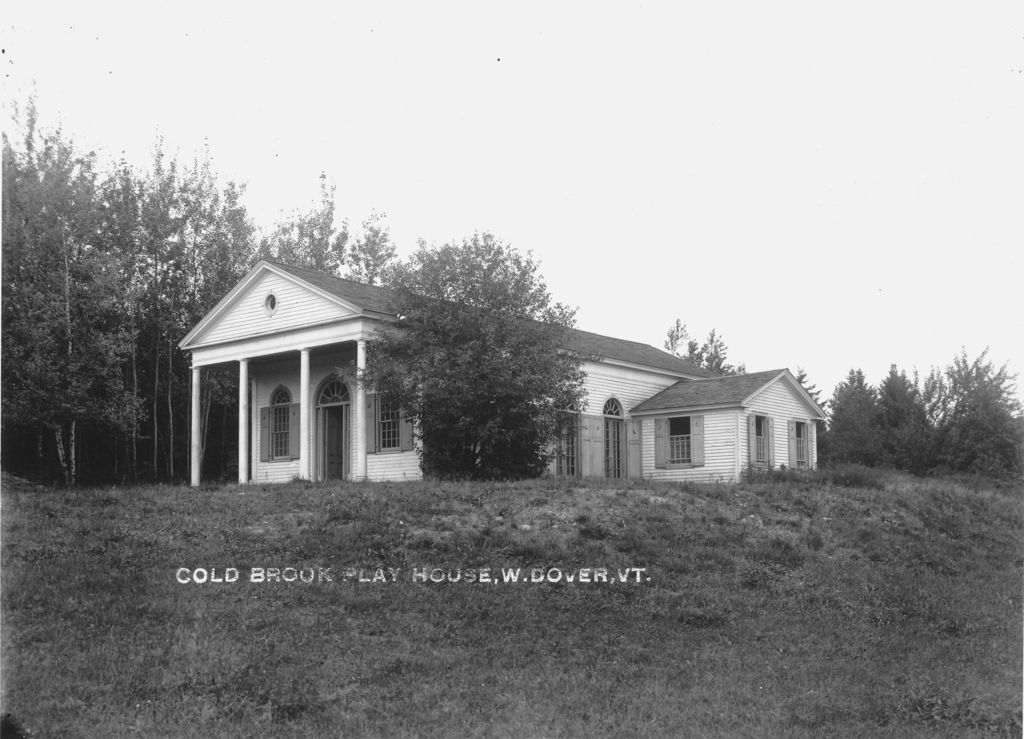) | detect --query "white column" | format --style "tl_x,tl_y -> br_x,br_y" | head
300,348 -> 311,480
238,358 -> 249,484
190,366 -> 201,486
355,340 -> 368,481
